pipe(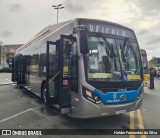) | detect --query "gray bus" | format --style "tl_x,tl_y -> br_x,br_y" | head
12,18 -> 143,118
